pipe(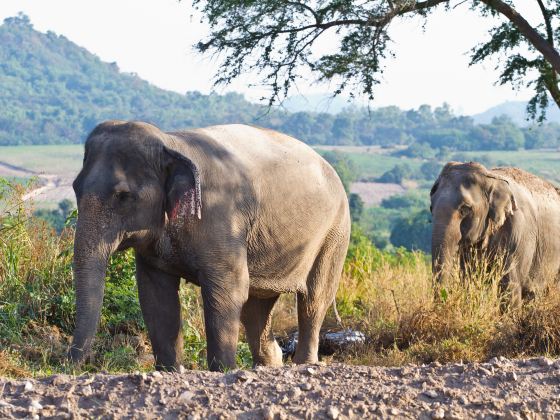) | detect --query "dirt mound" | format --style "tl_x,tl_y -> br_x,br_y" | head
1,358 -> 559,418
